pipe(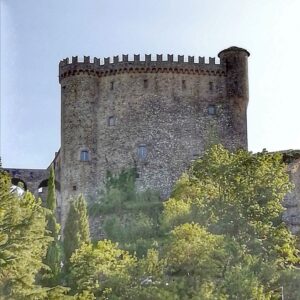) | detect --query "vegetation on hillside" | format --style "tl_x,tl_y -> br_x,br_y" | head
90,168 -> 163,257
0,145 -> 299,299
